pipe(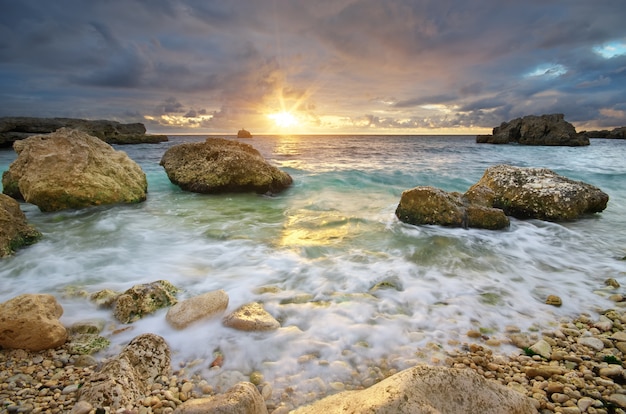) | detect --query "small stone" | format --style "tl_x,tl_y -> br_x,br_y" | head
550,392 -> 569,403
545,295 -> 562,307
466,330 -> 482,338
560,407 -> 581,414
605,278 -> 620,288
70,401 -> 93,414
577,336 -> 604,351
607,393 -> 626,408
524,366 -> 565,378
529,340 -> 552,359
609,294 -> 624,302
599,365 -> 623,378
577,397 -> 594,412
